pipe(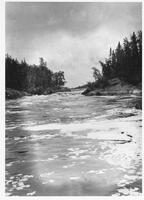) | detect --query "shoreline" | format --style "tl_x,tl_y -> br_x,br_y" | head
82,79 -> 142,96
6,87 -> 71,100
81,78 -> 142,109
